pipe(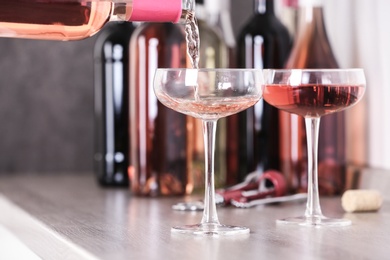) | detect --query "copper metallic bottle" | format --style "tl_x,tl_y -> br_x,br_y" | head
129,22 -> 192,196
282,0 -> 345,195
